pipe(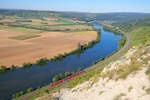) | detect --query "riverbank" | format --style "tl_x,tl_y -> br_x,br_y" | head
12,25 -> 125,100
0,30 -> 97,68
45,44 -> 150,100
36,18 -> 150,100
